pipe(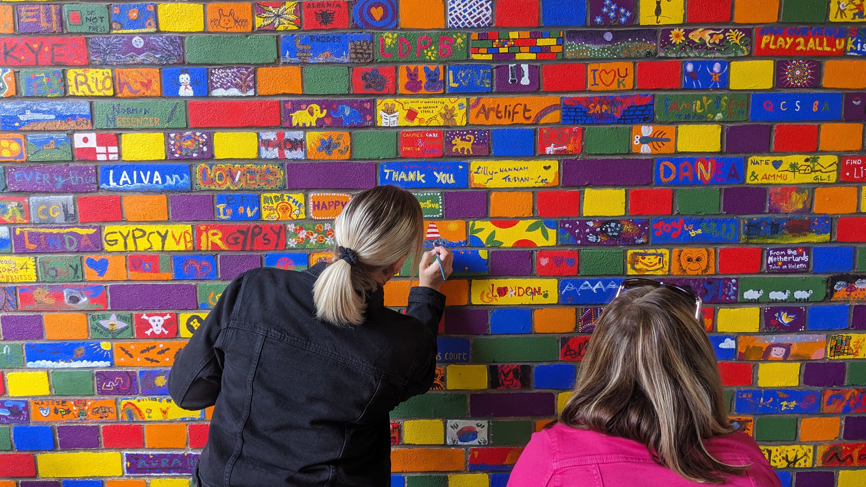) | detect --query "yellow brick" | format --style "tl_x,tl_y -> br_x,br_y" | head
839,470 -> 866,487
449,474 -> 489,487
676,125 -> 721,152
446,365 -> 488,390
120,133 -> 166,161
37,452 -> 123,477
150,480 -> 191,487
403,419 -> 445,445
157,3 -> 204,32
214,132 -> 259,159
758,362 -> 800,387
862,188 -> 865,213
583,189 -> 625,216
7,371 -> 50,396
730,60 -> 774,90
558,391 -> 571,413
717,307 -> 759,333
